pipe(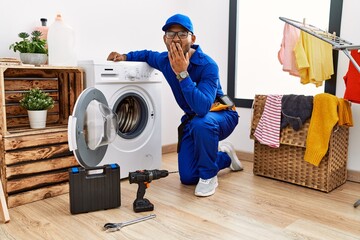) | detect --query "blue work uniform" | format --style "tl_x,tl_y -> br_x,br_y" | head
126,44 -> 239,184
